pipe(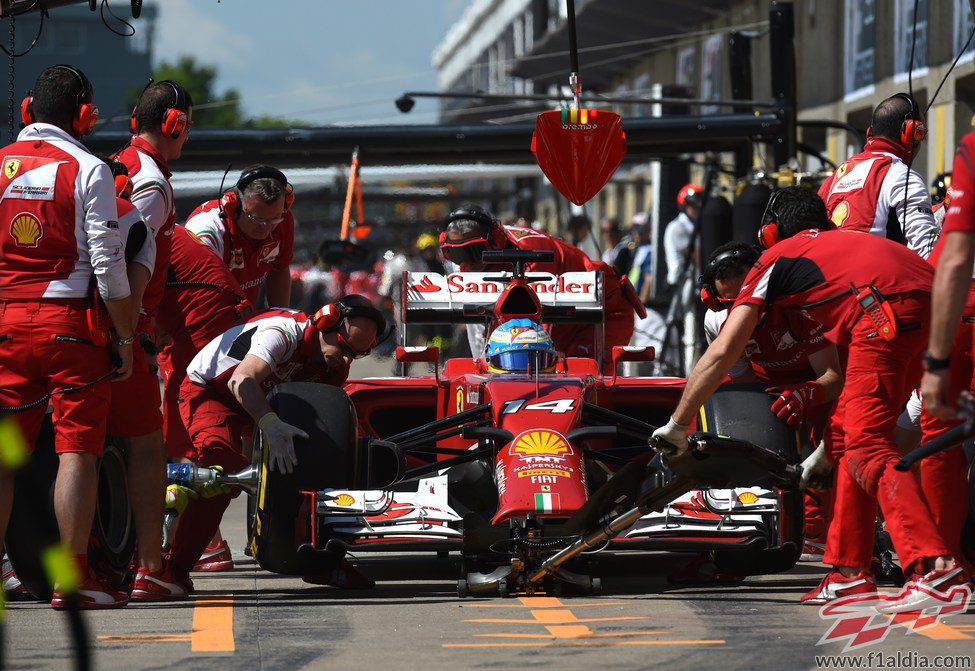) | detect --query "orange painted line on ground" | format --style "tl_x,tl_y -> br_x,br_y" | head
192,595 -> 235,652
462,601 -> 629,609
885,614 -> 972,641
473,630 -> 670,639
548,625 -> 593,639
464,616 -> 647,624
98,634 -> 192,643
518,596 -> 563,608
443,640 -> 726,649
